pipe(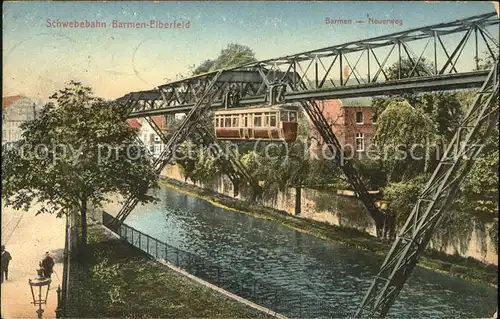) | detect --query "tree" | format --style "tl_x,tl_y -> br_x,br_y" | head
191,43 -> 257,76
191,60 -> 216,76
381,174 -> 428,236
373,100 -> 438,183
374,52 -> 496,132
385,57 -> 434,80
371,58 -> 465,178
1,81 -> 159,247
475,48 -> 499,71
456,106 -> 499,216
211,43 -> 257,71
